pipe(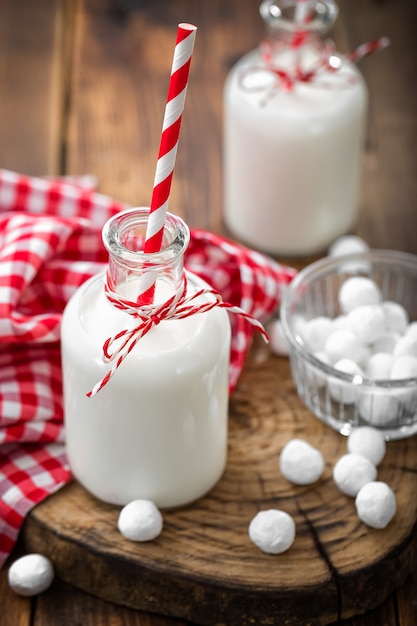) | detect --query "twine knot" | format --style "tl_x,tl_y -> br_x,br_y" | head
238,36 -> 389,101
87,272 -> 268,397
